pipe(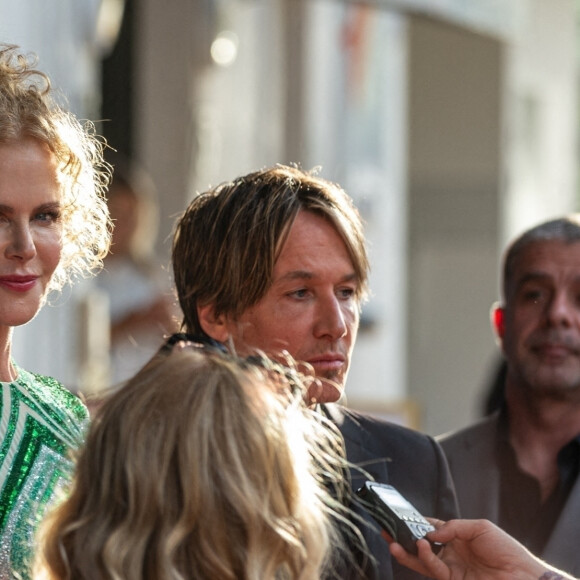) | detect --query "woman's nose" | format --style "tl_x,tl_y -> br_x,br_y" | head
5,224 -> 36,261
